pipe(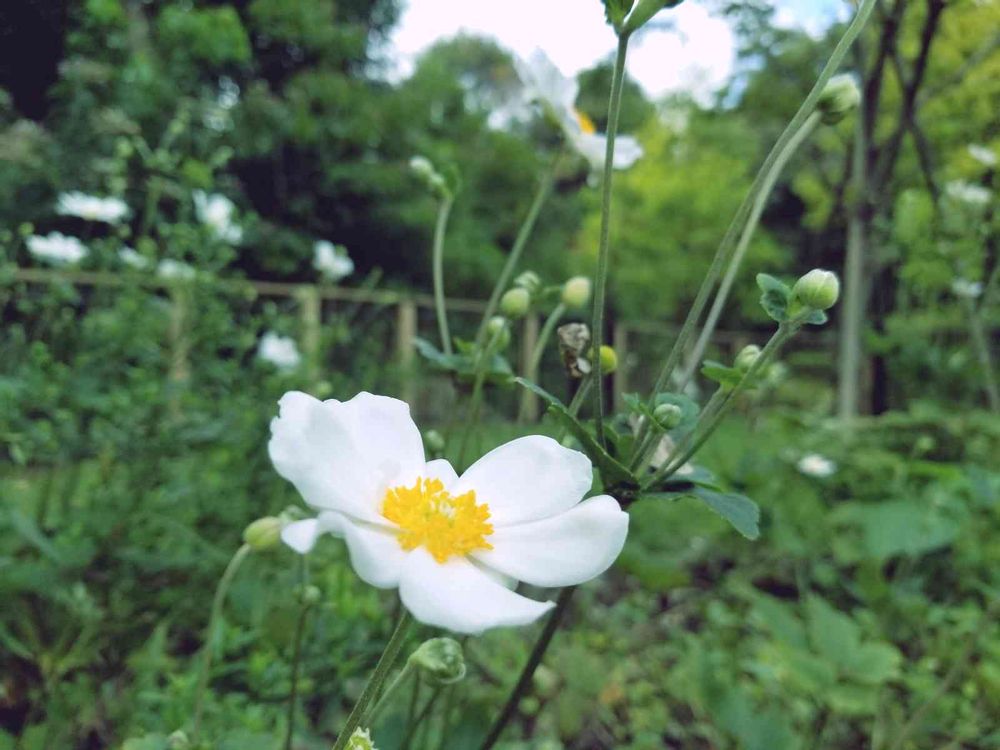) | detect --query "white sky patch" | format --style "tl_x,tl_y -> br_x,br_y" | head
387,0 -> 847,100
